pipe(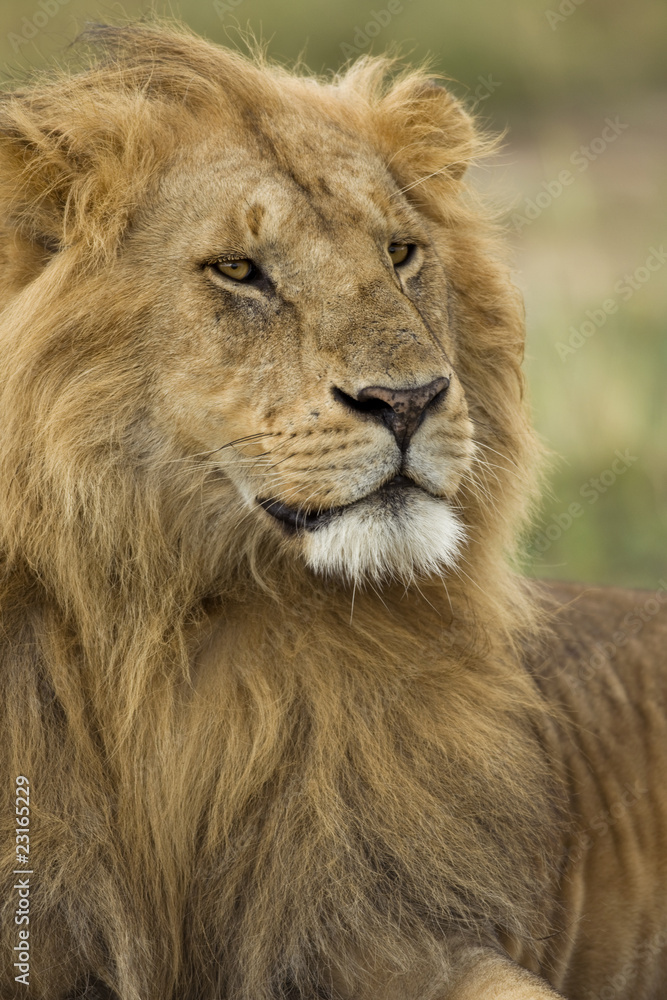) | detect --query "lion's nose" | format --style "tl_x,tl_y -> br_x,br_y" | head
332,377 -> 450,450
